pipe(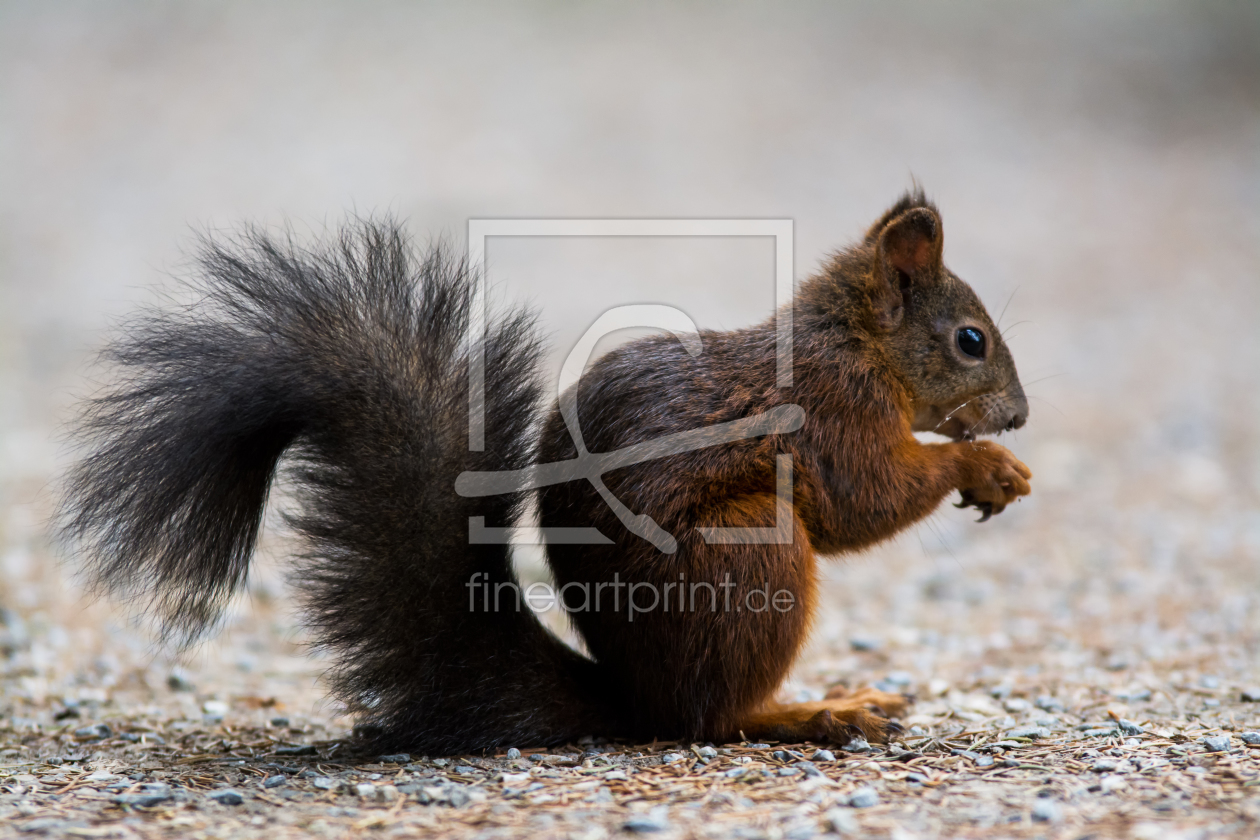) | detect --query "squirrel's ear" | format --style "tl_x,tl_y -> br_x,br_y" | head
877,207 -> 943,278
870,207 -> 943,331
